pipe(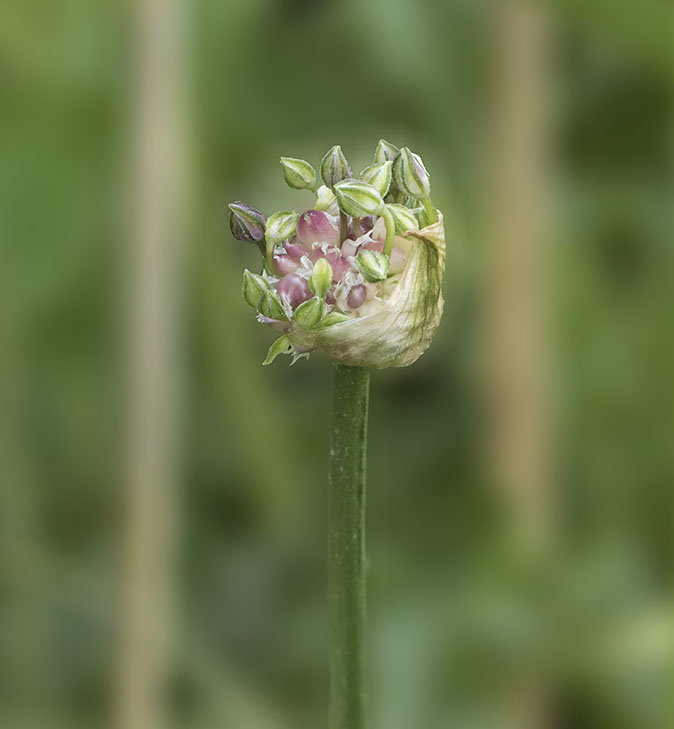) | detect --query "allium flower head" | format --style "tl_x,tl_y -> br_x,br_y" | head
228,142 -> 445,368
